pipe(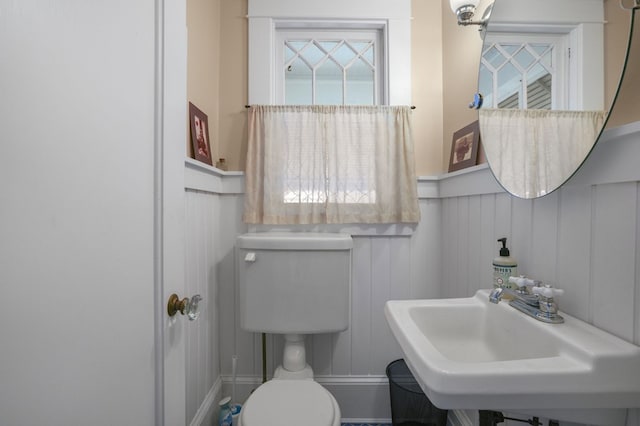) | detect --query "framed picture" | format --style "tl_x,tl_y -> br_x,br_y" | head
189,102 -> 213,166
448,120 -> 480,172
